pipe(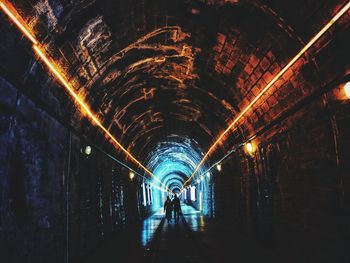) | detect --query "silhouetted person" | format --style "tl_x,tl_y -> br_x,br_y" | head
164,196 -> 173,223
172,194 -> 181,224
